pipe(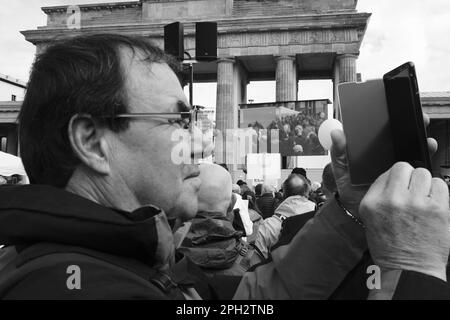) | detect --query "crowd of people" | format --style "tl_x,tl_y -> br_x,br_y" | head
245,111 -> 327,156
267,112 -> 327,156
0,34 -> 449,300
